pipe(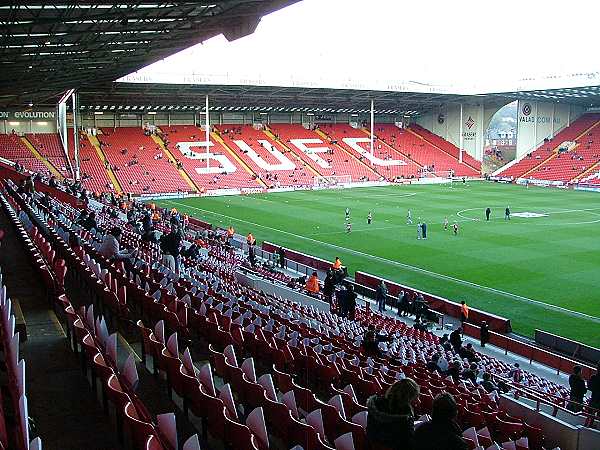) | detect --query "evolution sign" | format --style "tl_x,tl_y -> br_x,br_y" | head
0,110 -> 56,120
